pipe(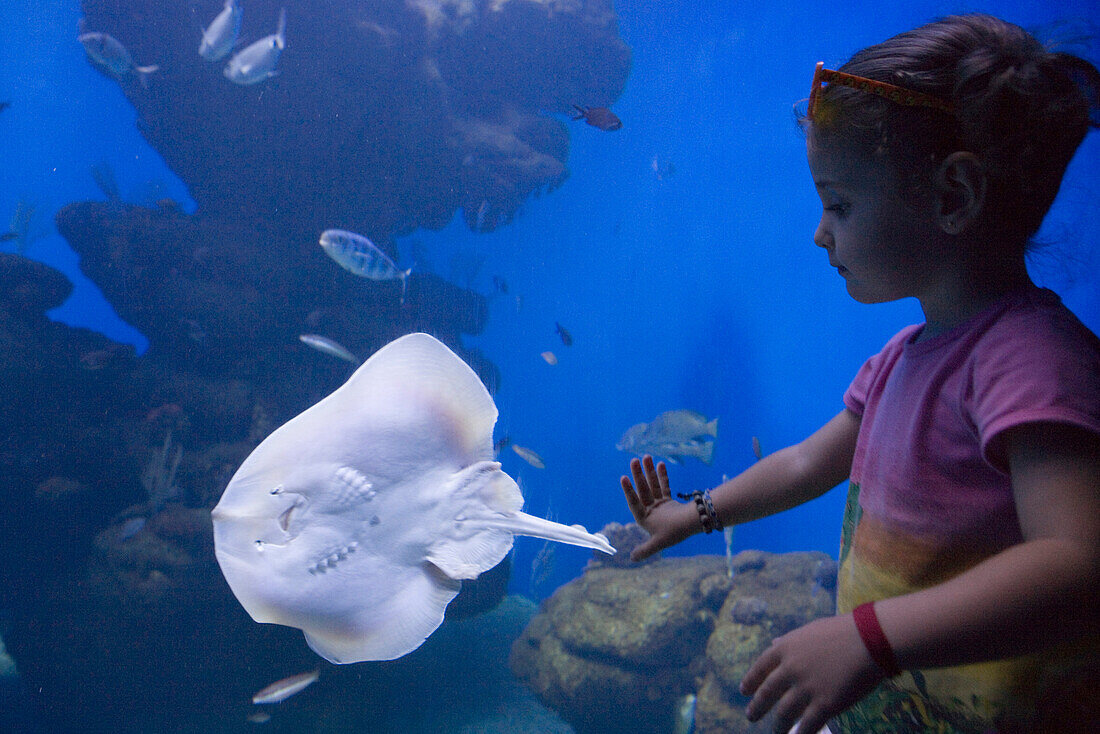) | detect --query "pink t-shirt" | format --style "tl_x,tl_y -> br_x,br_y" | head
832,286 -> 1100,733
844,286 -> 1100,558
